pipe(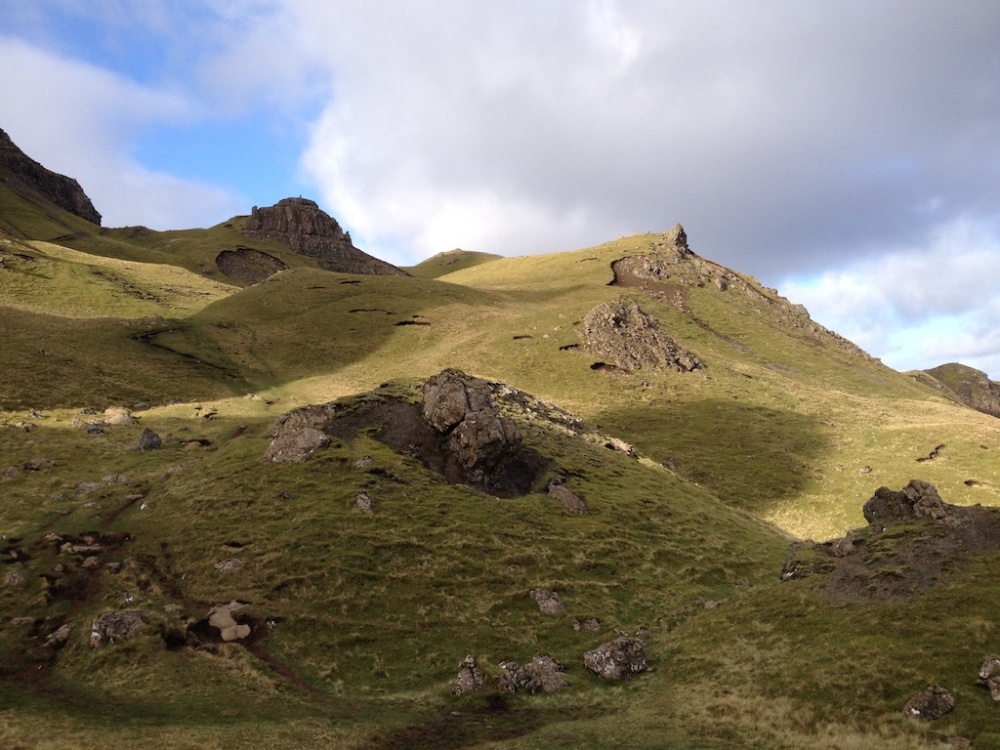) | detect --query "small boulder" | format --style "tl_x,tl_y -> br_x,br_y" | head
530,588 -> 566,615
43,623 -> 73,649
354,492 -> 373,514
452,655 -> 485,696
548,480 -> 587,514
3,570 -> 24,587
89,610 -> 150,647
137,428 -> 162,451
977,654 -> 1000,700
213,558 -> 245,574
104,407 -> 135,426
264,427 -> 330,463
583,636 -> 650,681
902,685 -> 955,720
